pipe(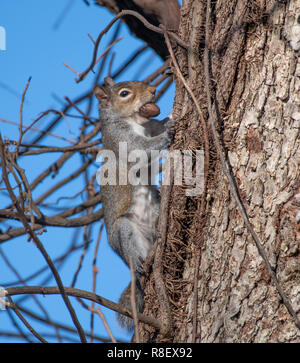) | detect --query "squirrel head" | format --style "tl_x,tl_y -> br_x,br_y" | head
94,77 -> 160,119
